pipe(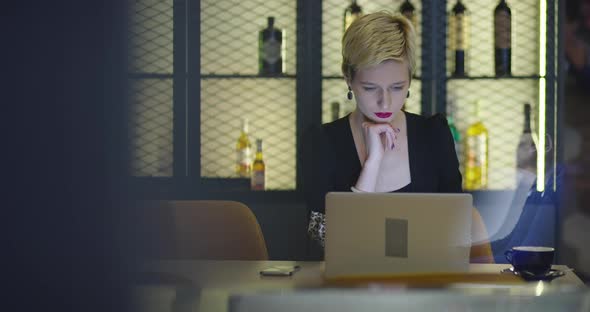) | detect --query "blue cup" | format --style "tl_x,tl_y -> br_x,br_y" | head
505,246 -> 555,276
